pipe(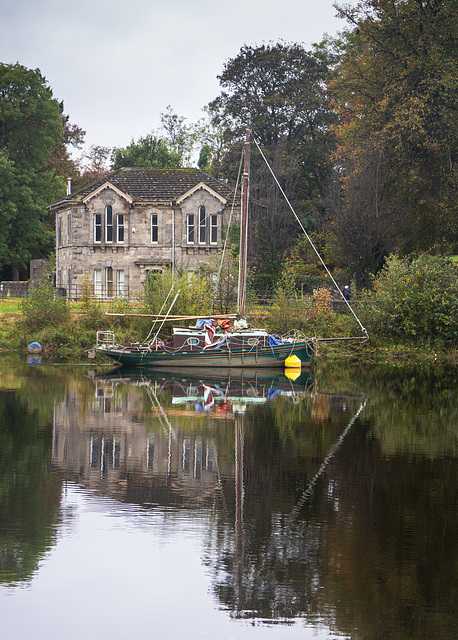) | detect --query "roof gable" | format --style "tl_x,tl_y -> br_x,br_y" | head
82,181 -> 134,204
175,182 -> 227,205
